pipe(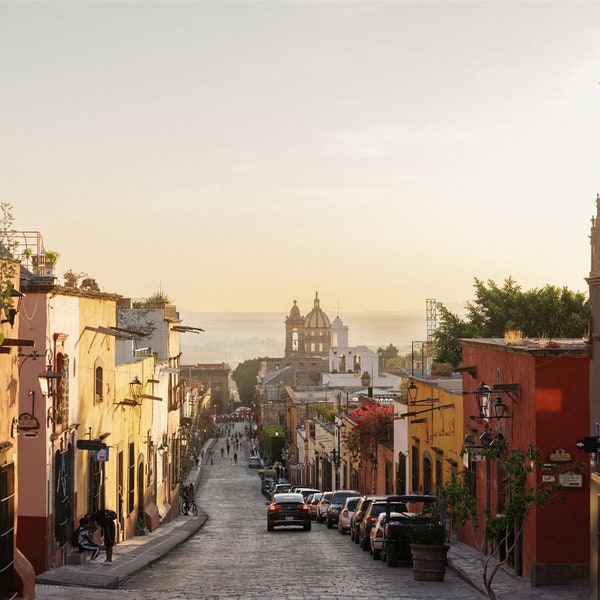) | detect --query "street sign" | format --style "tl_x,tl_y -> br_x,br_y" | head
77,440 -> 107,451
575,437 -> 600,453
94,447 -> 109,462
